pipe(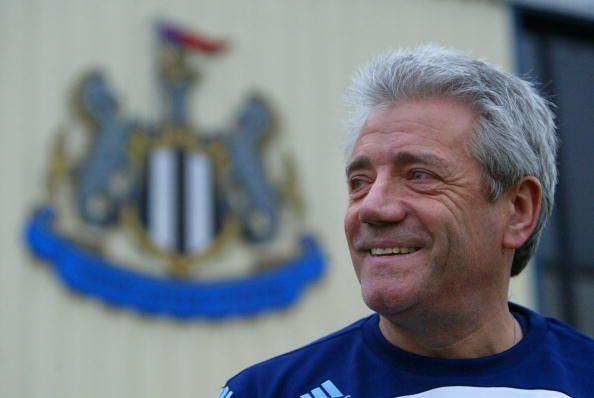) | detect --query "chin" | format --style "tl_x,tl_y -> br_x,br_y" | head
360,280 -> 417,316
